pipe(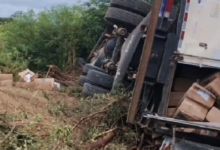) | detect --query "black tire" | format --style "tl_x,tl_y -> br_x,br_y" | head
78,75 -> 94,86
82,83 -> 109,96
82,64 -> 105,75
110,0 -> 152,16
104,7 -> 144,27
87,70 -> 114,89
